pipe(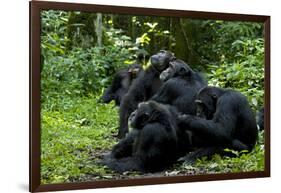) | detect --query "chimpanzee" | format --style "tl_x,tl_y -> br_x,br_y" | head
150,59 -> 207,156
118,50 -> 176,138
256,107 -> 264,130
101,101 -> 178,173
177,86 -> 258,163
100,63 -> 142,106
151,59 -> 207,115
